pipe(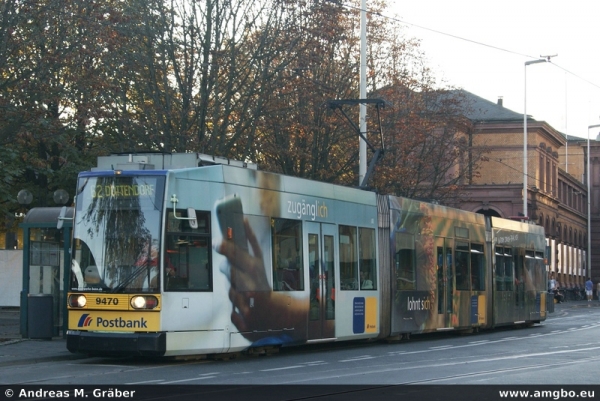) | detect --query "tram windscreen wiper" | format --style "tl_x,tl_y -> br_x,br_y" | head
110,261 -> 150,293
